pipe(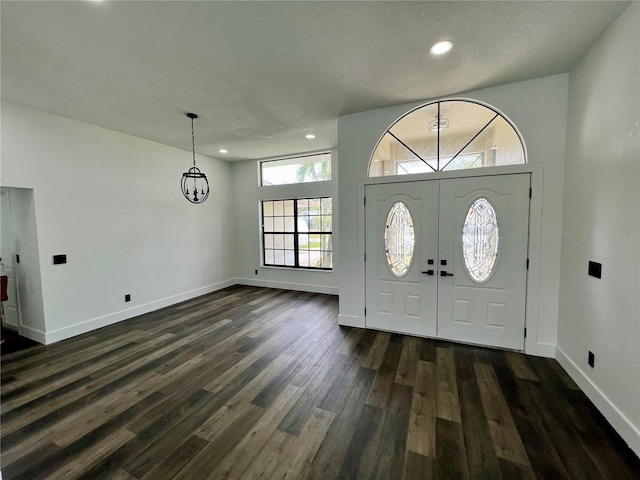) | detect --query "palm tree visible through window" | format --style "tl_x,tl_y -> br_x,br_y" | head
295,157 -> 331,183
261,153 -> 331,185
